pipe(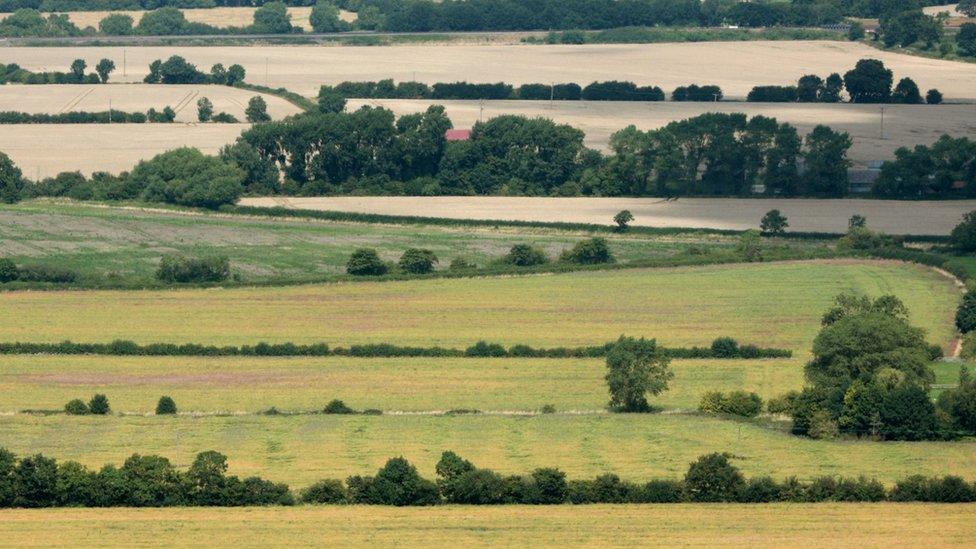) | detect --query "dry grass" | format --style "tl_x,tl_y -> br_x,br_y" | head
240,196 -> 976,236
1,7 -> 357,32
0,123 -> 246,178
346,98 -> 976,167
0,260 -> 958,350
1,504 -> 974,548
5,41 -> 976,99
